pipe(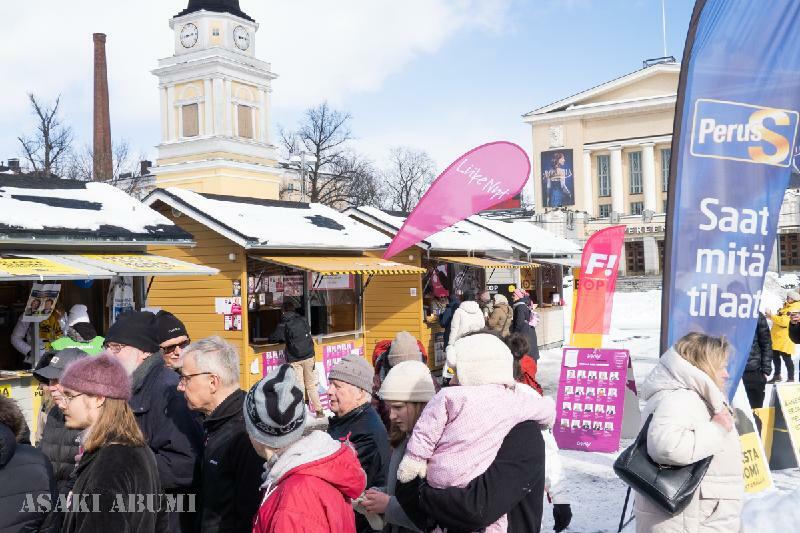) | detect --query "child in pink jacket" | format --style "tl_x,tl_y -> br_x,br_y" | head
397,333 -> 555,532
